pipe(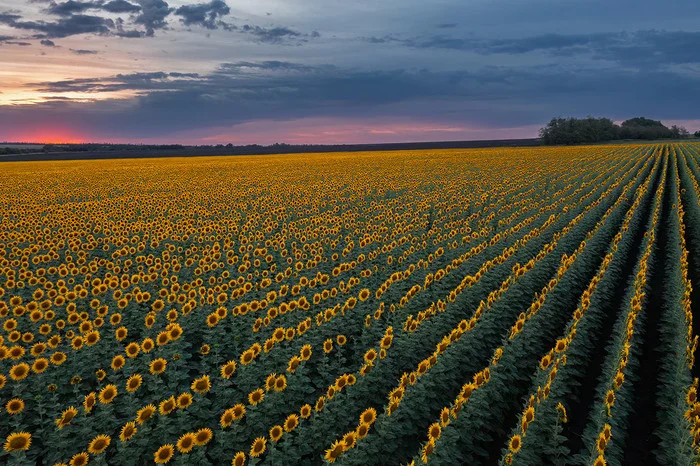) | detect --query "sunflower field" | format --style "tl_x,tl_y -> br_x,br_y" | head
0,143 -> 699,466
